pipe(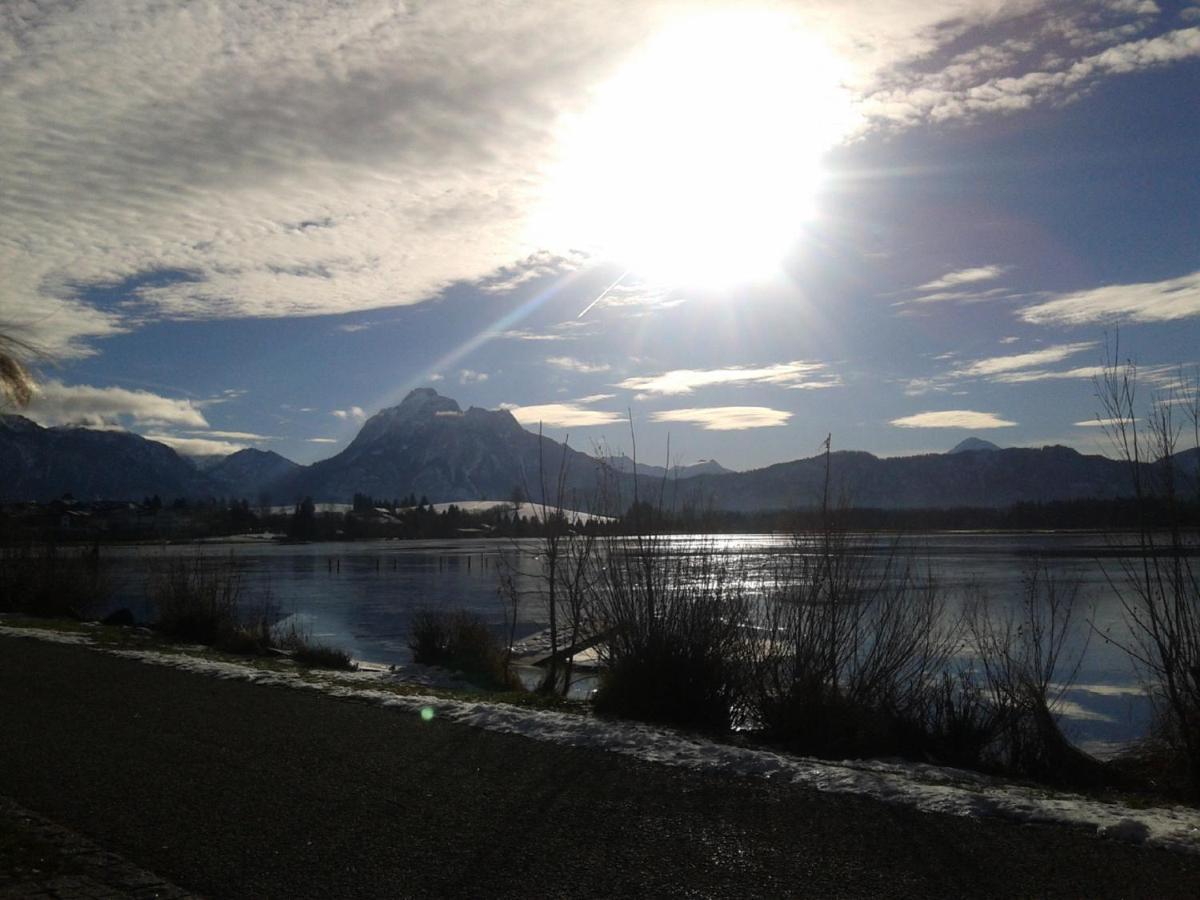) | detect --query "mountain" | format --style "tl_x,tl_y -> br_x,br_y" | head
948,437 -> 1002,454
603,455 -> 732,480
280,388 -> 611,505
206,448 -> 301,500
672,445 -> 1137,511
3,392 -> 1190,511
0,415 -> 211,501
